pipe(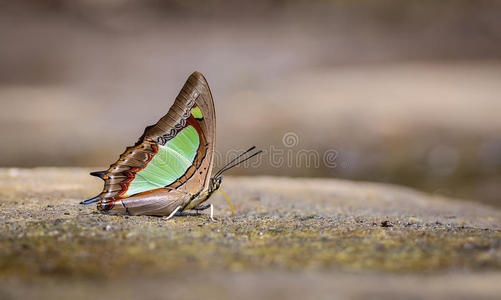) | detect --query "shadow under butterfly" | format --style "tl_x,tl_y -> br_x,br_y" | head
82,72 -> 262,219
